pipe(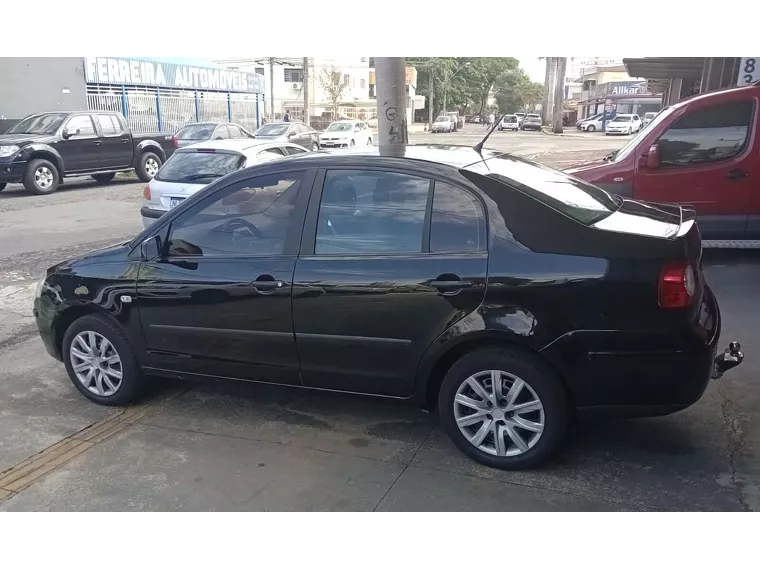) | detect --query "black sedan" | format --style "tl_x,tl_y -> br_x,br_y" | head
174,122 -> 253,147
252,122 -> 320,151
32,145 -> 742,470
